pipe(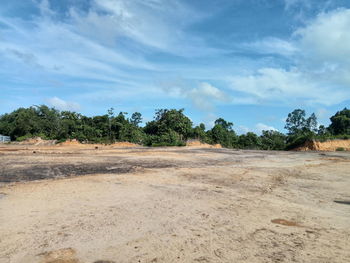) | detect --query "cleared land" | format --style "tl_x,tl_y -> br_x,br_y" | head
0,144 -> 349,263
